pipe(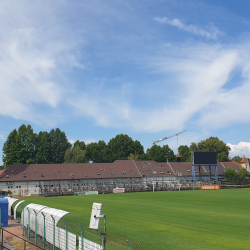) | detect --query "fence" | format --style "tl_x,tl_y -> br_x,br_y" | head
1,226 -> 43,250
40,179 -> 221,197
10,204 -> 157,250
